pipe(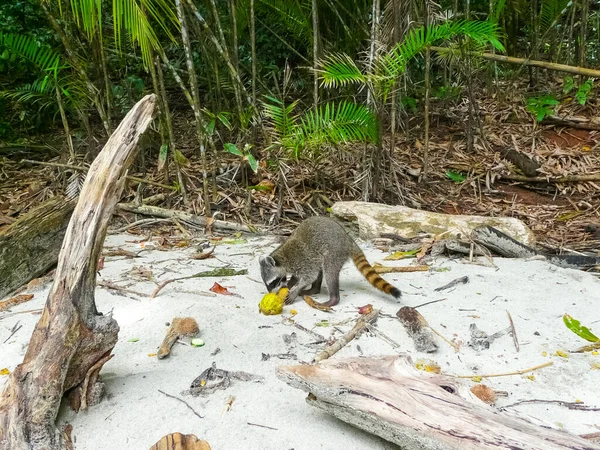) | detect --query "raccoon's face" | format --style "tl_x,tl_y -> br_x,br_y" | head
259,255 -> 287,292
